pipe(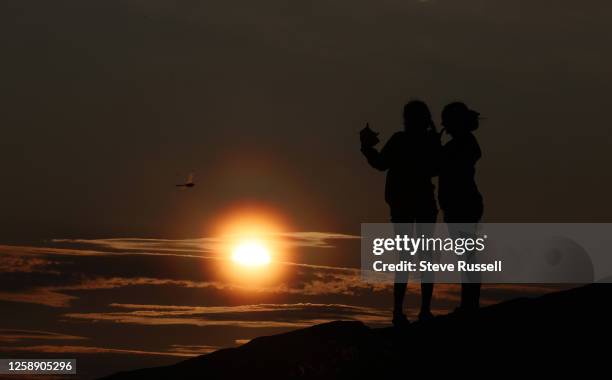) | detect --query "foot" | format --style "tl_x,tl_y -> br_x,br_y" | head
392,312 -> 410,328
418,310 -> 435,322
